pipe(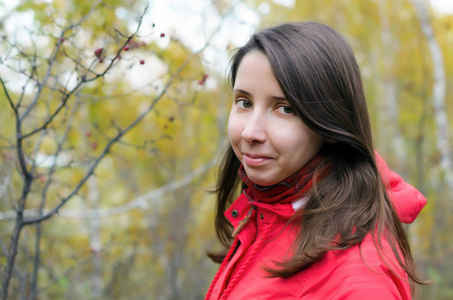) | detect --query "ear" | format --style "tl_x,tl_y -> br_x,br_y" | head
326,138 -> 337,144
